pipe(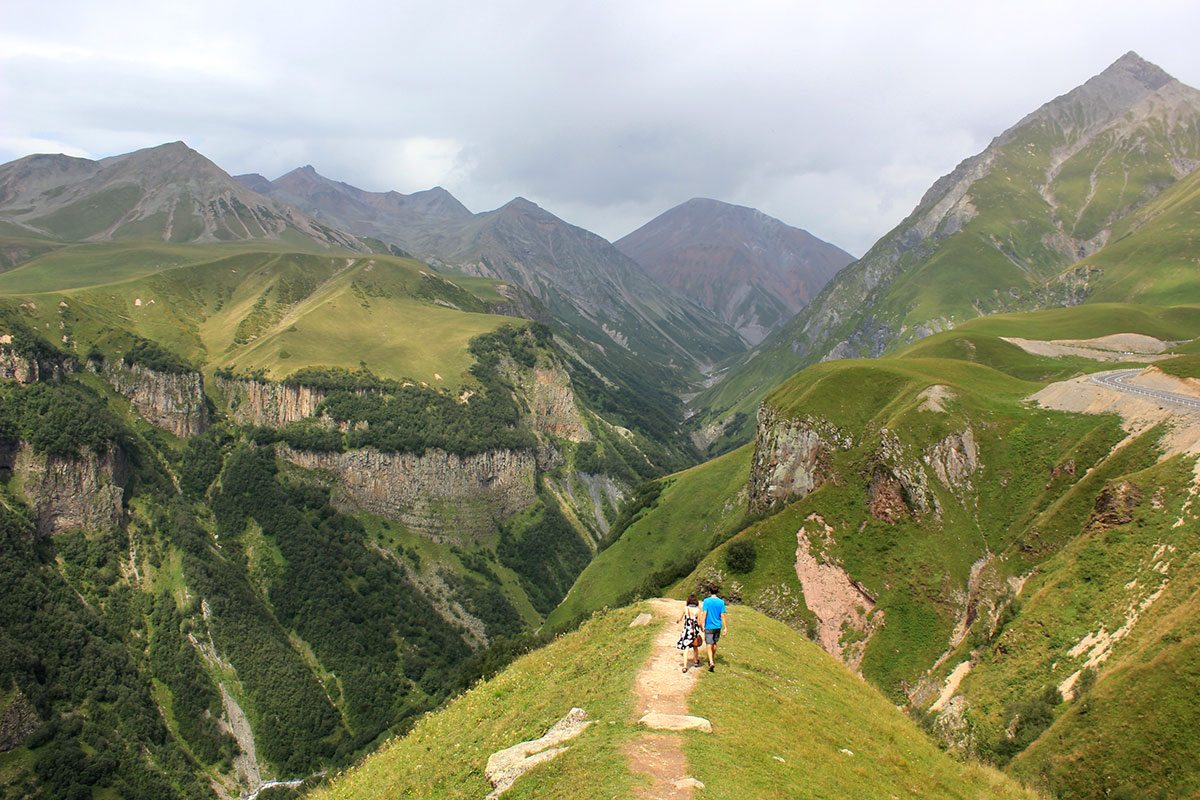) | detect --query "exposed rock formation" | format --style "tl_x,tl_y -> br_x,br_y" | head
638,712 -> 713,733
0,687 -> 40,752
924,428 -> 980,490
102,361 -> 208,437
868,468 -> 911,524
517,366 -> 591,443
869,429 -> 935,521
748,405 -> 851,511
484,707 -> 592,799
1088,480 -> 1144,531
279,445 -> 537,542
216,377 -> 329,427
4,443 -> 128,536
0,338 -> 76,383
794,514 -> 883,671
